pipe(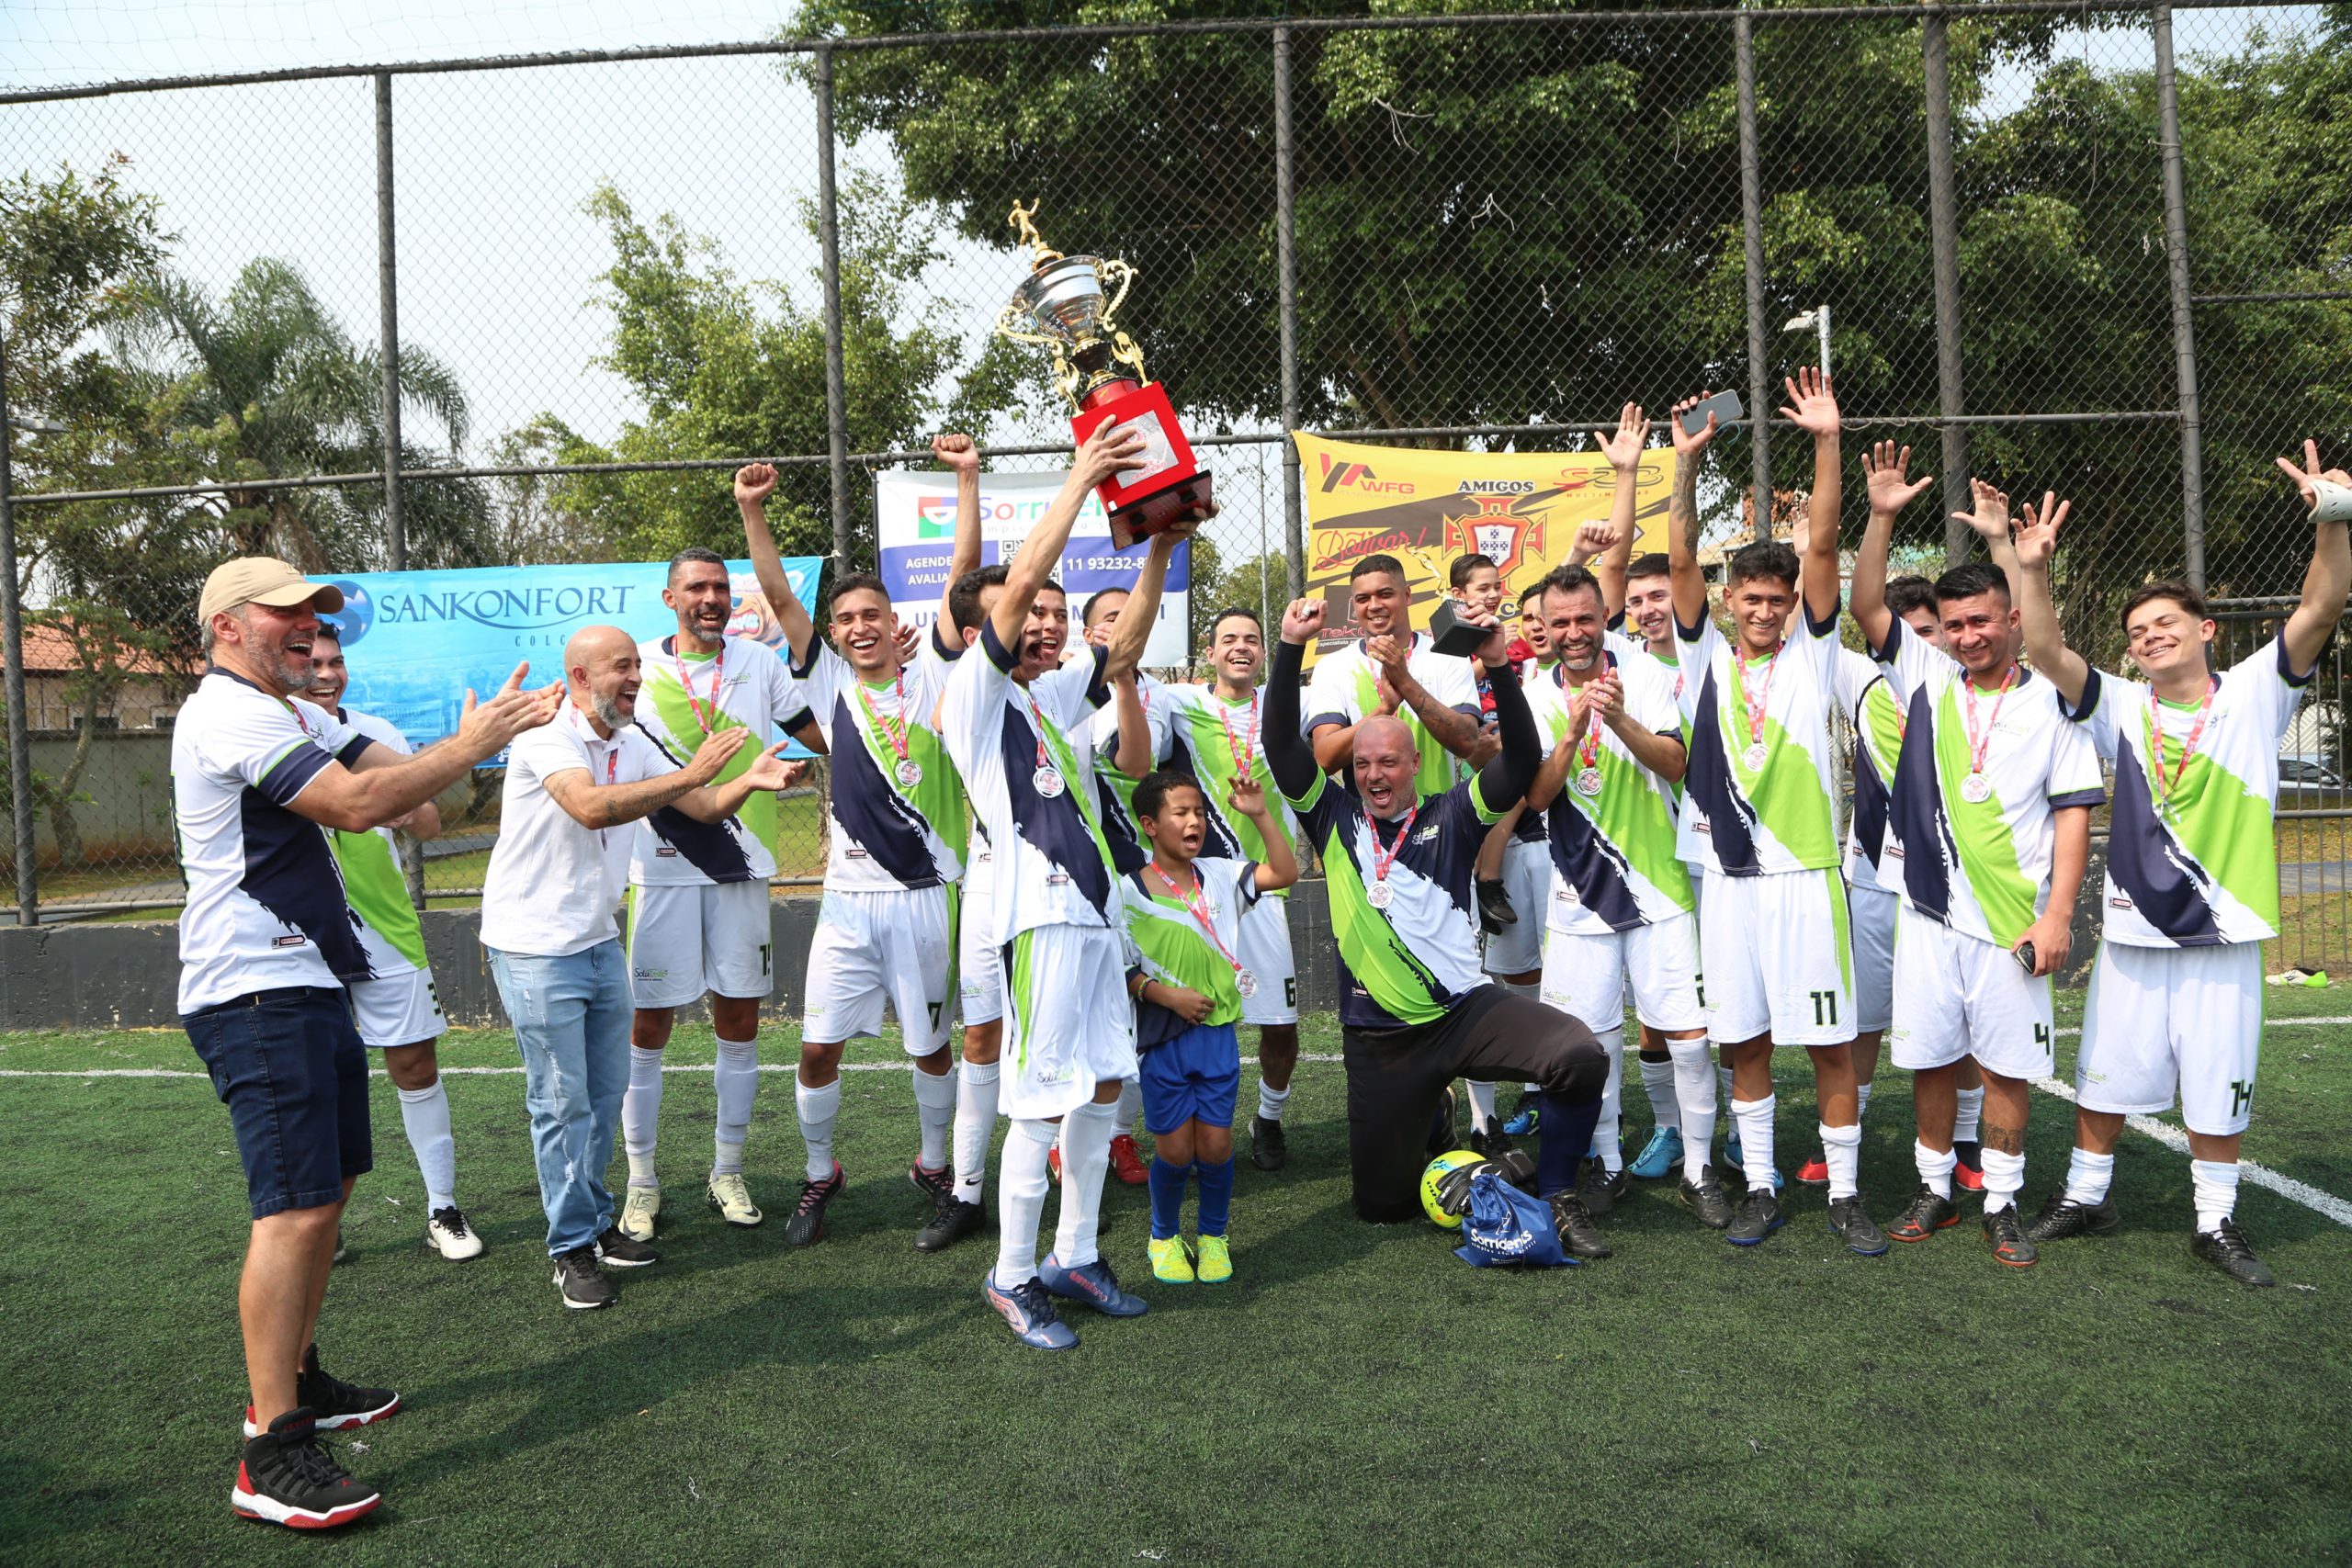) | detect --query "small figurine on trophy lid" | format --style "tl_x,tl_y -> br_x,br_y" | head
994,200 -> 1213,548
